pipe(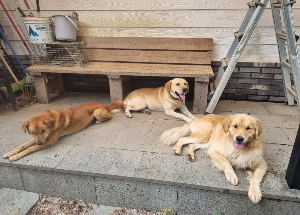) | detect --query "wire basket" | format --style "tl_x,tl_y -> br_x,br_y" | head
31,41 -> 90,67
